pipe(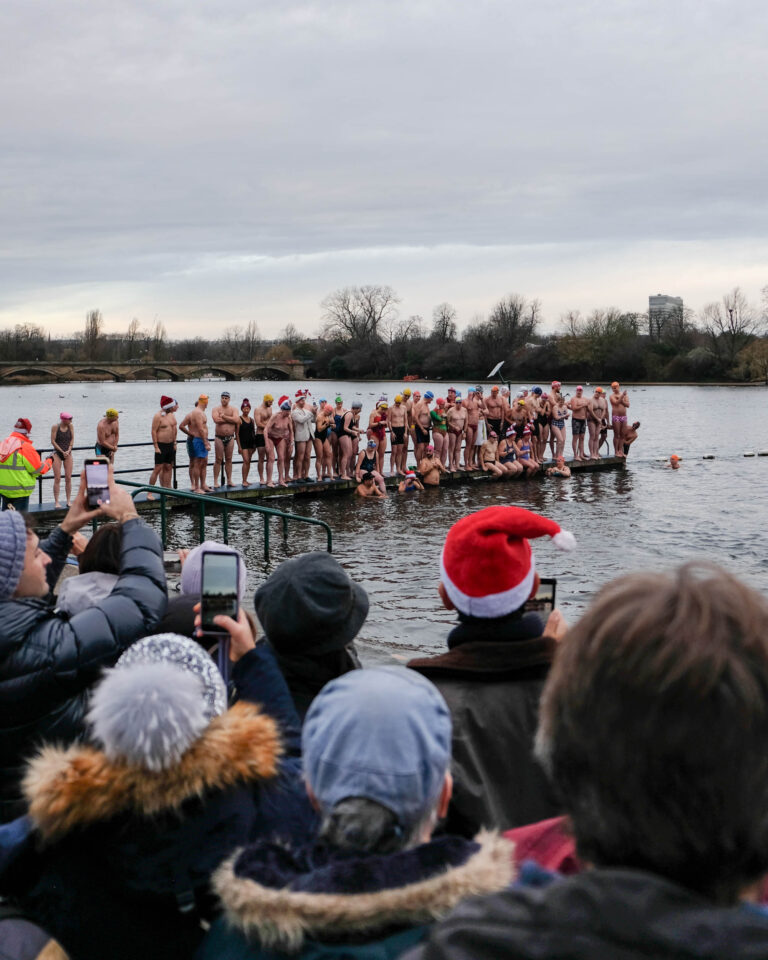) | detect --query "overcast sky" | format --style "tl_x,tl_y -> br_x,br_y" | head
1,0 -> 766,339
